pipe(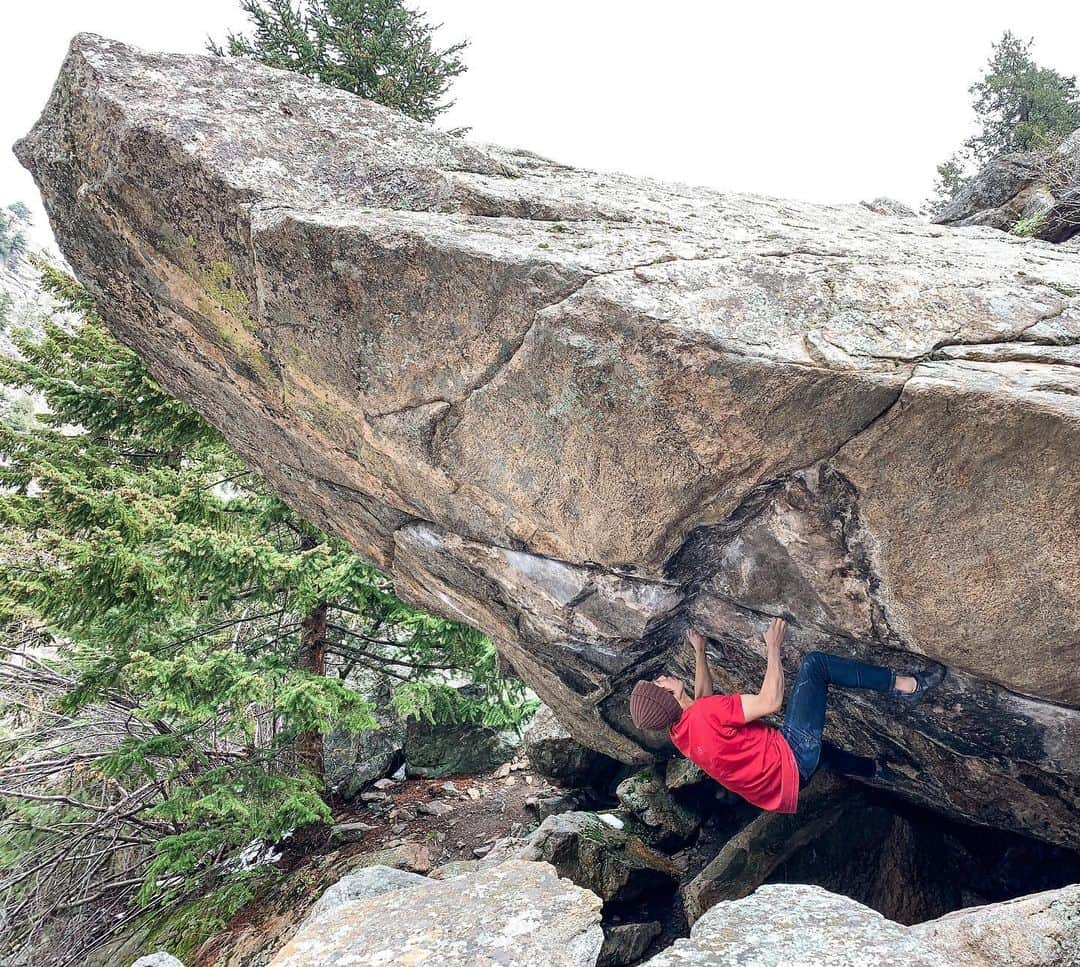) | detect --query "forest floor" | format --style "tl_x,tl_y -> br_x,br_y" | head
194,755 -> 560,966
